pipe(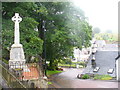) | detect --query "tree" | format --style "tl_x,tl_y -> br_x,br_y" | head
2,2 -> 92,70
106,30 -> 112,33
93,27 -> 101,35
35,2 -> 92,70
2,2 -> 43,62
